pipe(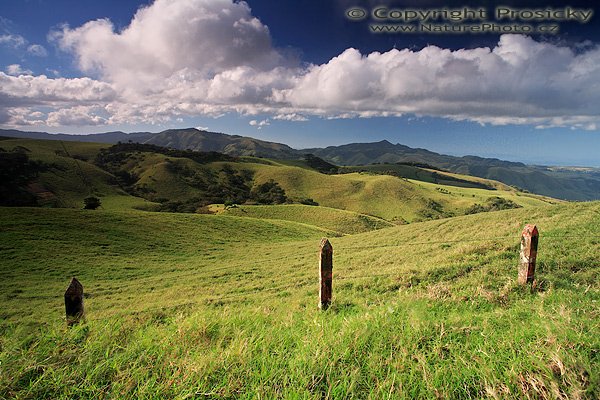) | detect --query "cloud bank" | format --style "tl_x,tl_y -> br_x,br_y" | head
1,0 -> 600,130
